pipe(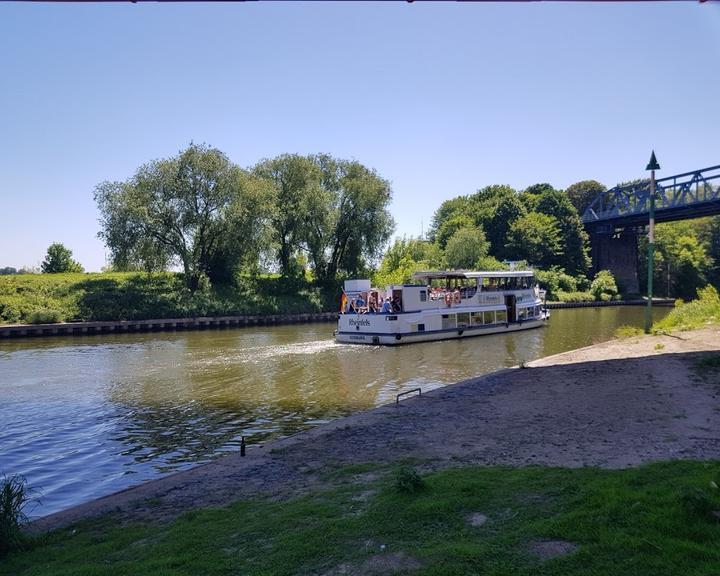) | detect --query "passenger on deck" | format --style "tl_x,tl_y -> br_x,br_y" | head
380,298 -> 393,314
